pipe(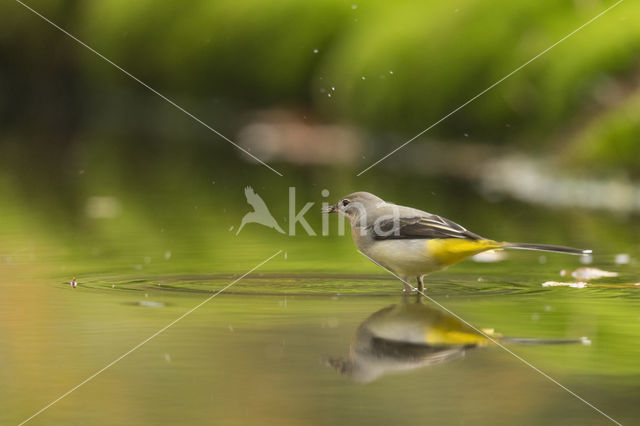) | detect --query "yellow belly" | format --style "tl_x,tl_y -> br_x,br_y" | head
364,238 -> 503,277
426,238 -> 504,266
